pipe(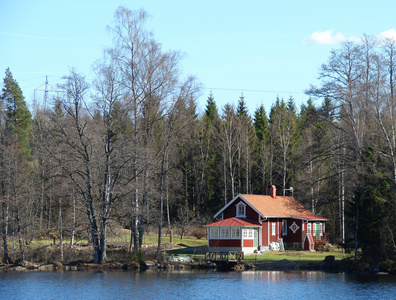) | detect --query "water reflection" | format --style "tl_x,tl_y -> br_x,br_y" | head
0,271 -> 395,300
